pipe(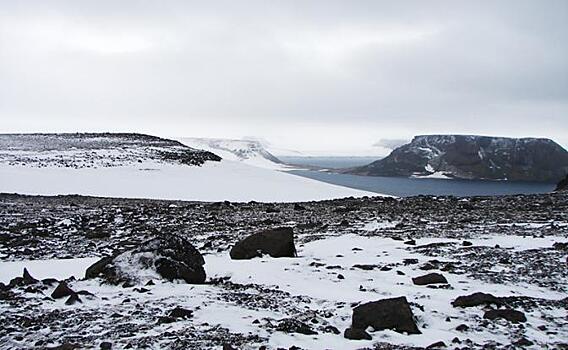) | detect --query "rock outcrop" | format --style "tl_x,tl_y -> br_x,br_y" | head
229,227 -> 296,260
86,235 -> 206,285
349,135 -> 568,182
